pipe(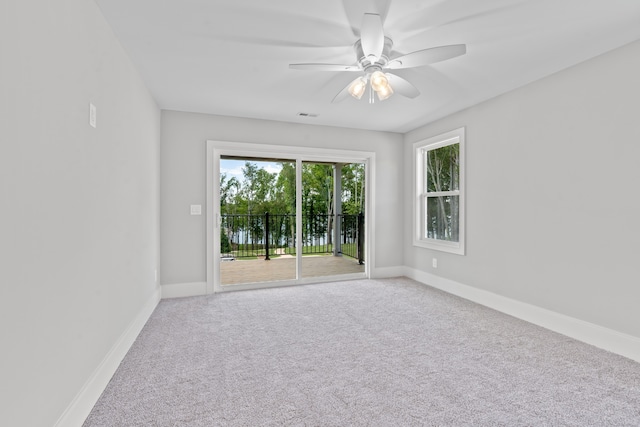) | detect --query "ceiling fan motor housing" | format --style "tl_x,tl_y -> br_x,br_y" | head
354,37 -> 394,73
